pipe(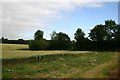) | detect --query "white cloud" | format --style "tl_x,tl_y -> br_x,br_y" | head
1,0 -> 116,39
